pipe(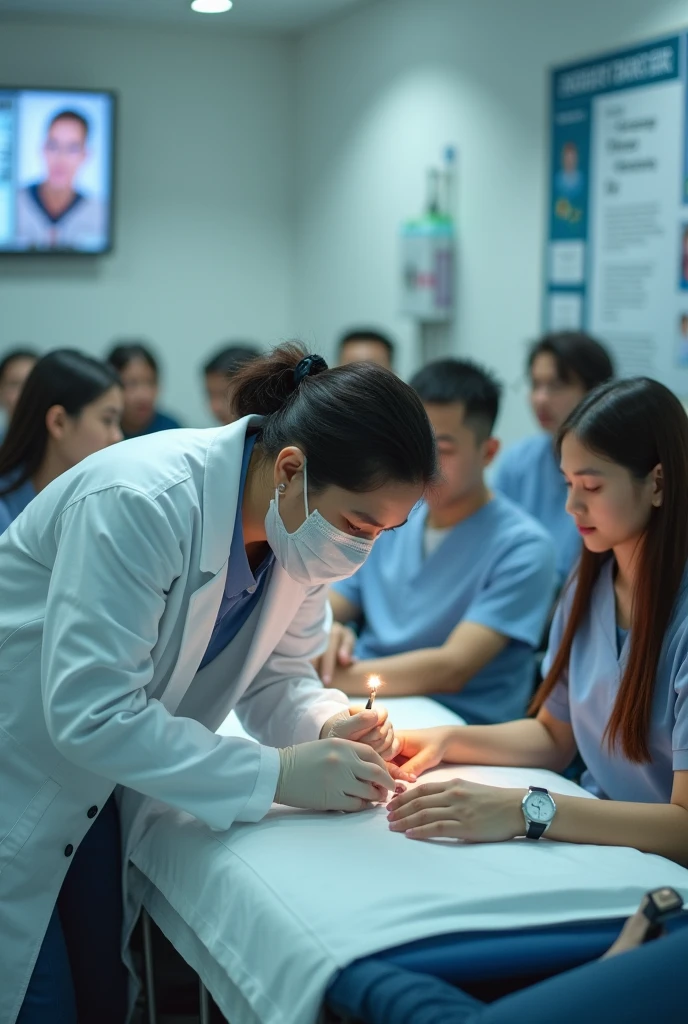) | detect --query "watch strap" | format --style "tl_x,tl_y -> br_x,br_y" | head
525,820 -> 547,840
